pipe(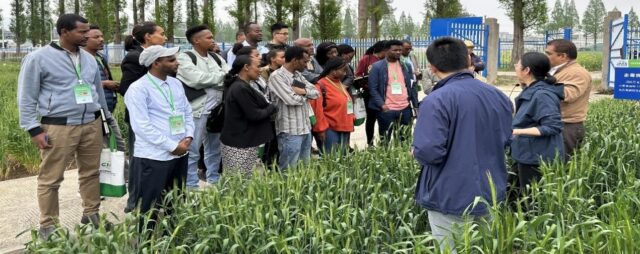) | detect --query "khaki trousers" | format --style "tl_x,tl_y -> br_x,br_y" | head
38,119 -> 103,227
